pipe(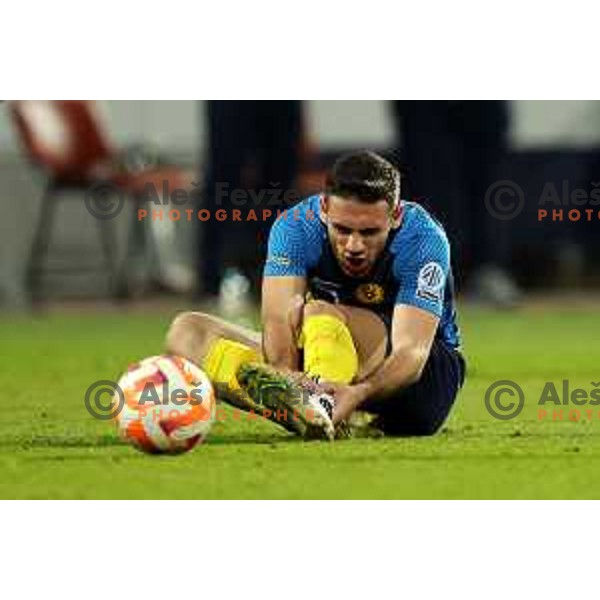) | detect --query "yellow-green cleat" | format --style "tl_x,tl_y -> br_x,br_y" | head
236,363 -> 335,440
